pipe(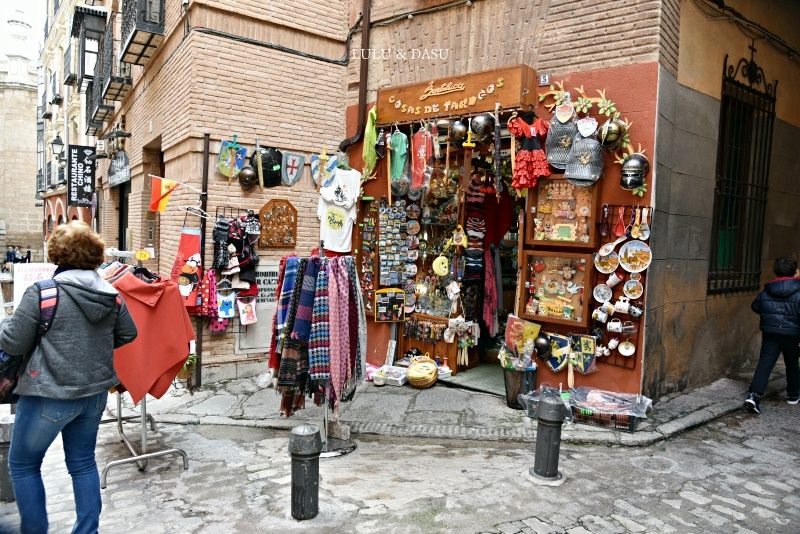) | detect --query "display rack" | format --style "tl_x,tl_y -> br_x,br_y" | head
320,394 -> 357,458
100,392 -> 189,488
